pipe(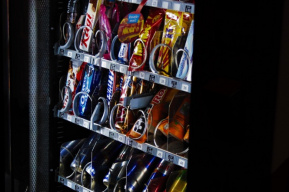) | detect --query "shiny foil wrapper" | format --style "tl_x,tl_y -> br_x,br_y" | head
144,159 -> 176,192
126,153 -> 162,192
